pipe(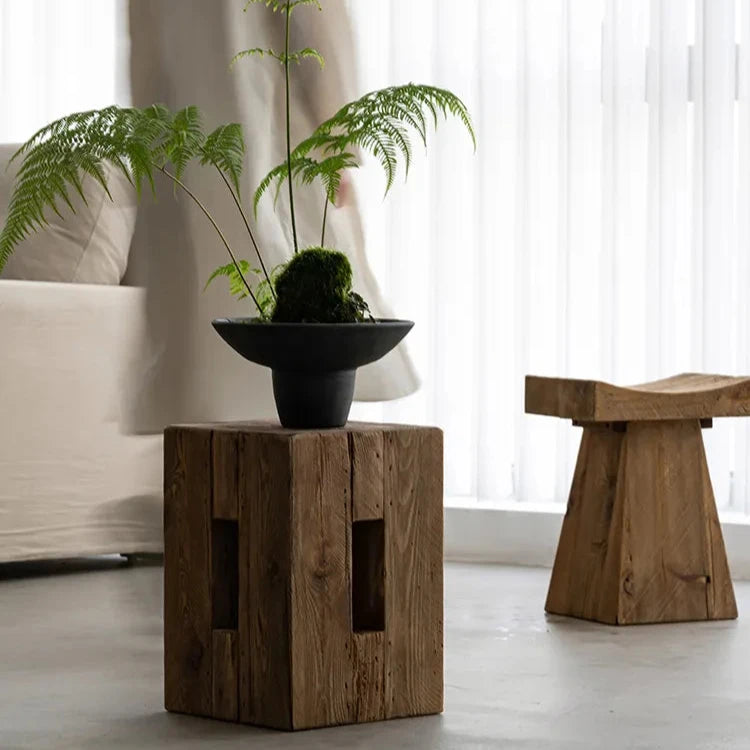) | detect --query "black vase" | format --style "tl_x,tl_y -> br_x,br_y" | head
212,318 -> 414,429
